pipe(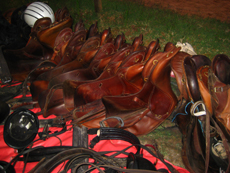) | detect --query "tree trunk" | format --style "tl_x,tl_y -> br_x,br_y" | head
94,0 -> 102,13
